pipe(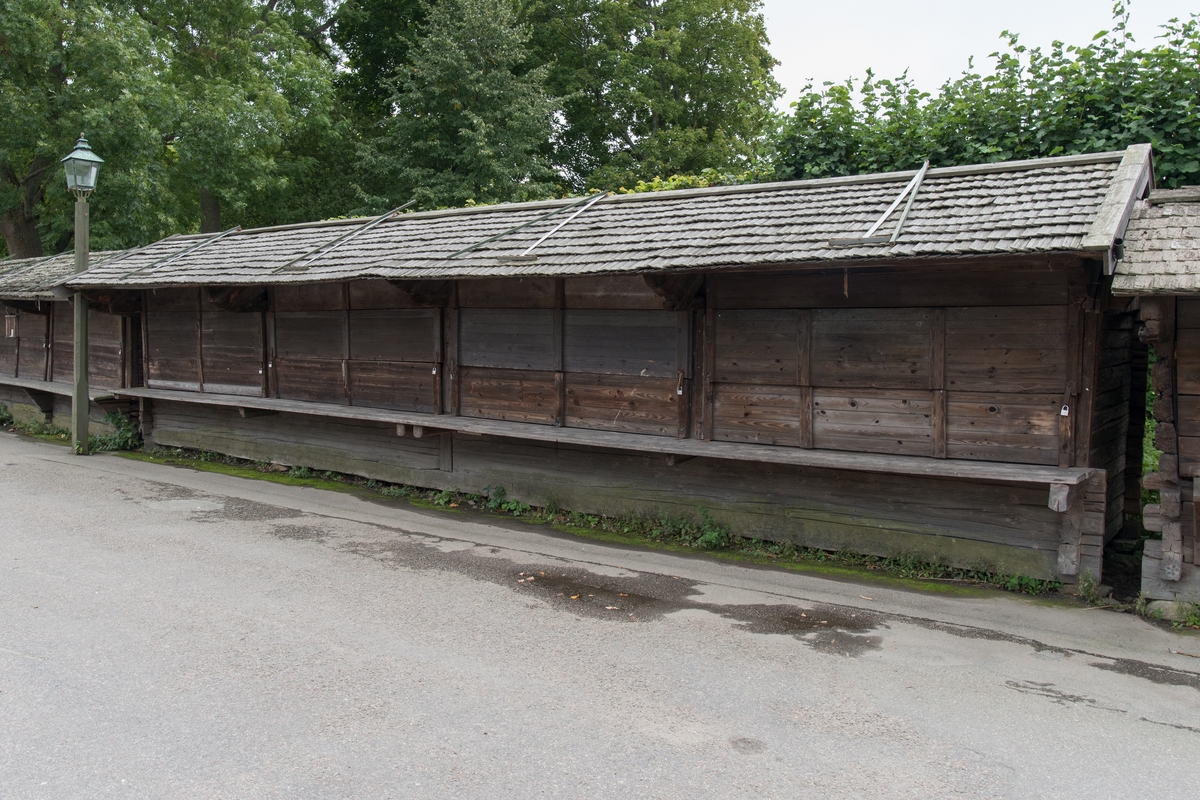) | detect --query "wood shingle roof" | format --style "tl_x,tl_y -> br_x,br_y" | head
56,145 -> 1150,290
1111,189 -> 1200,296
